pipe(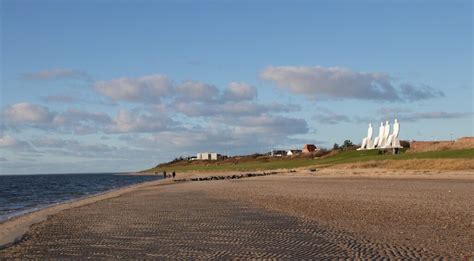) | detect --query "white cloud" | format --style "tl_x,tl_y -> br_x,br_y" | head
52,109 -> 113,134
133,114 -> 308,156
175,81 -> 219,102
0,135 -> 17,147
2,103 -> 113,134
3,103 -> 55,124
54,109 -> 112,125
105,109 -> 175,133
94,74 -> 172,102
261,65 -> 443,102
2,102 -> 179,135
222,82 -> 257,101
22,68 -> 88,81
94,76 -> 223,103
0,134 -> 35,152
2,99 -> 303,137
219,102 -> 273,116
93,75 -> 258,104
